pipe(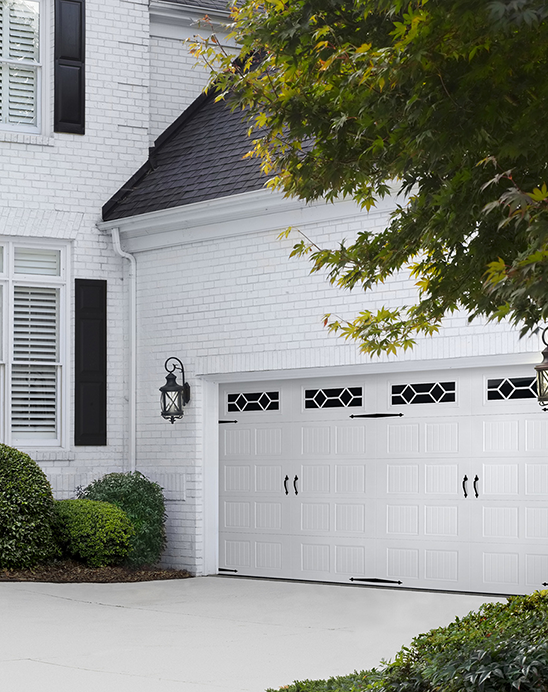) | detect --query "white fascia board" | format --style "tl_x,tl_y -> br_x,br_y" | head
150,0 -> 231,41
97,188 -> 401,254
198,352 -> 540,383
